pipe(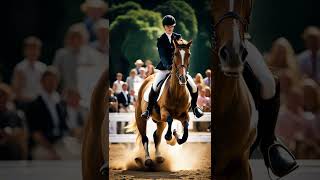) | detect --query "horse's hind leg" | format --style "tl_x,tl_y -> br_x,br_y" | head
135,117 -> 153,167
154,121 -> 166,163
